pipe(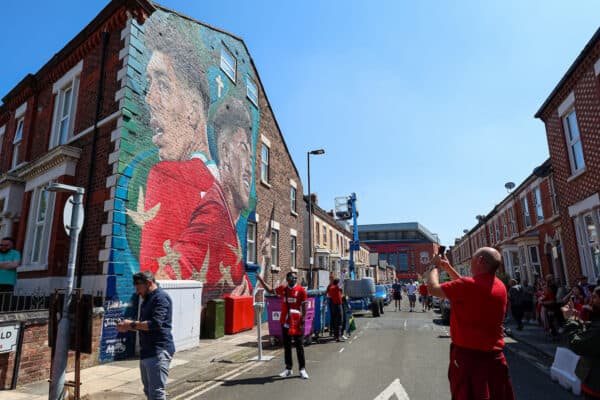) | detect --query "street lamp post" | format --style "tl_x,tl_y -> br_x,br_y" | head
46,183 -> 85,400
307,149 -> 325,289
